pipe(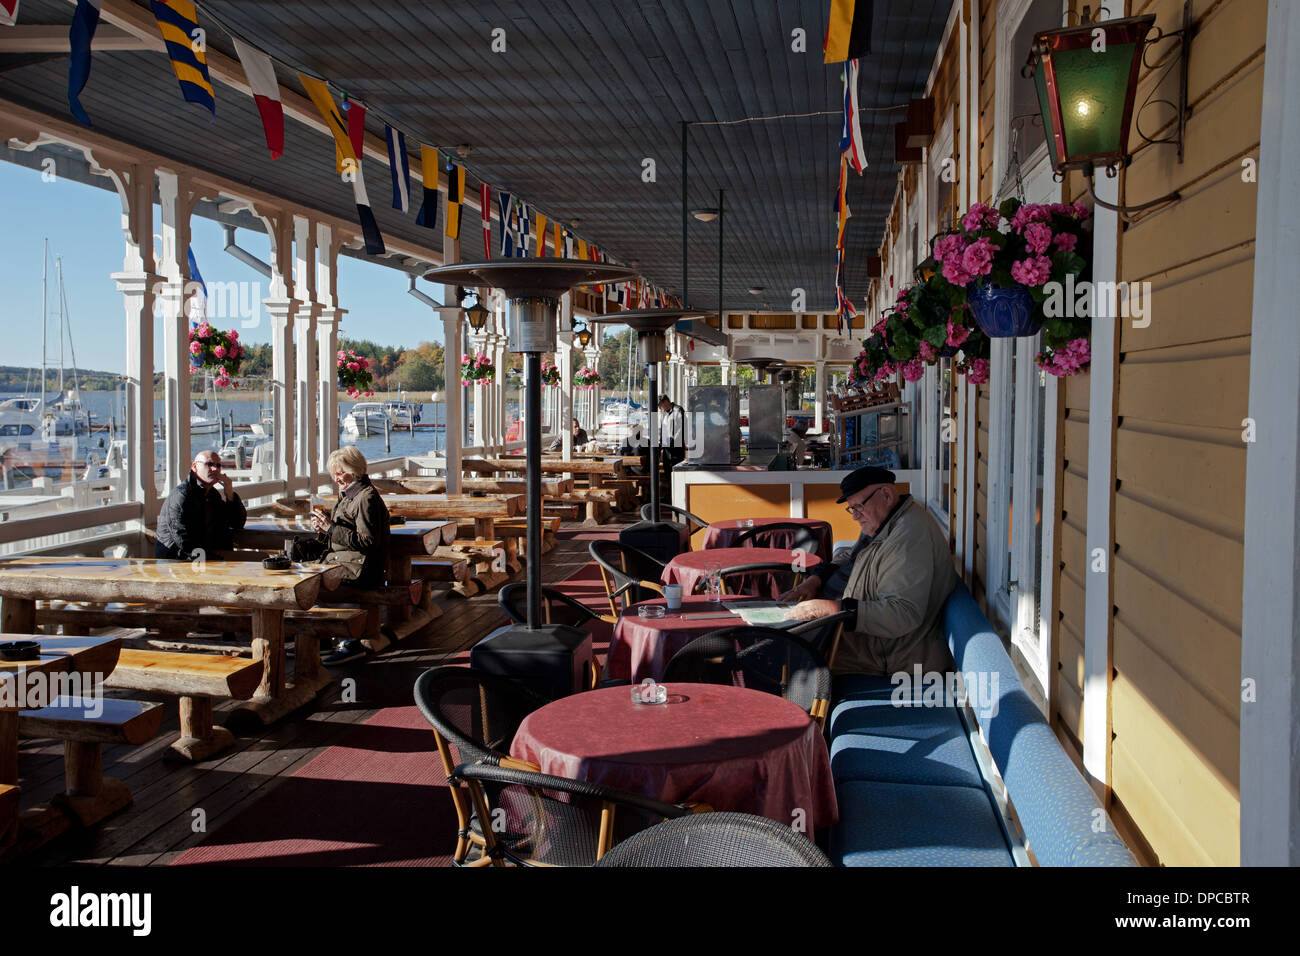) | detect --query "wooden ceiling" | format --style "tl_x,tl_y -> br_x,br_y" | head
1,0 -> 951,311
